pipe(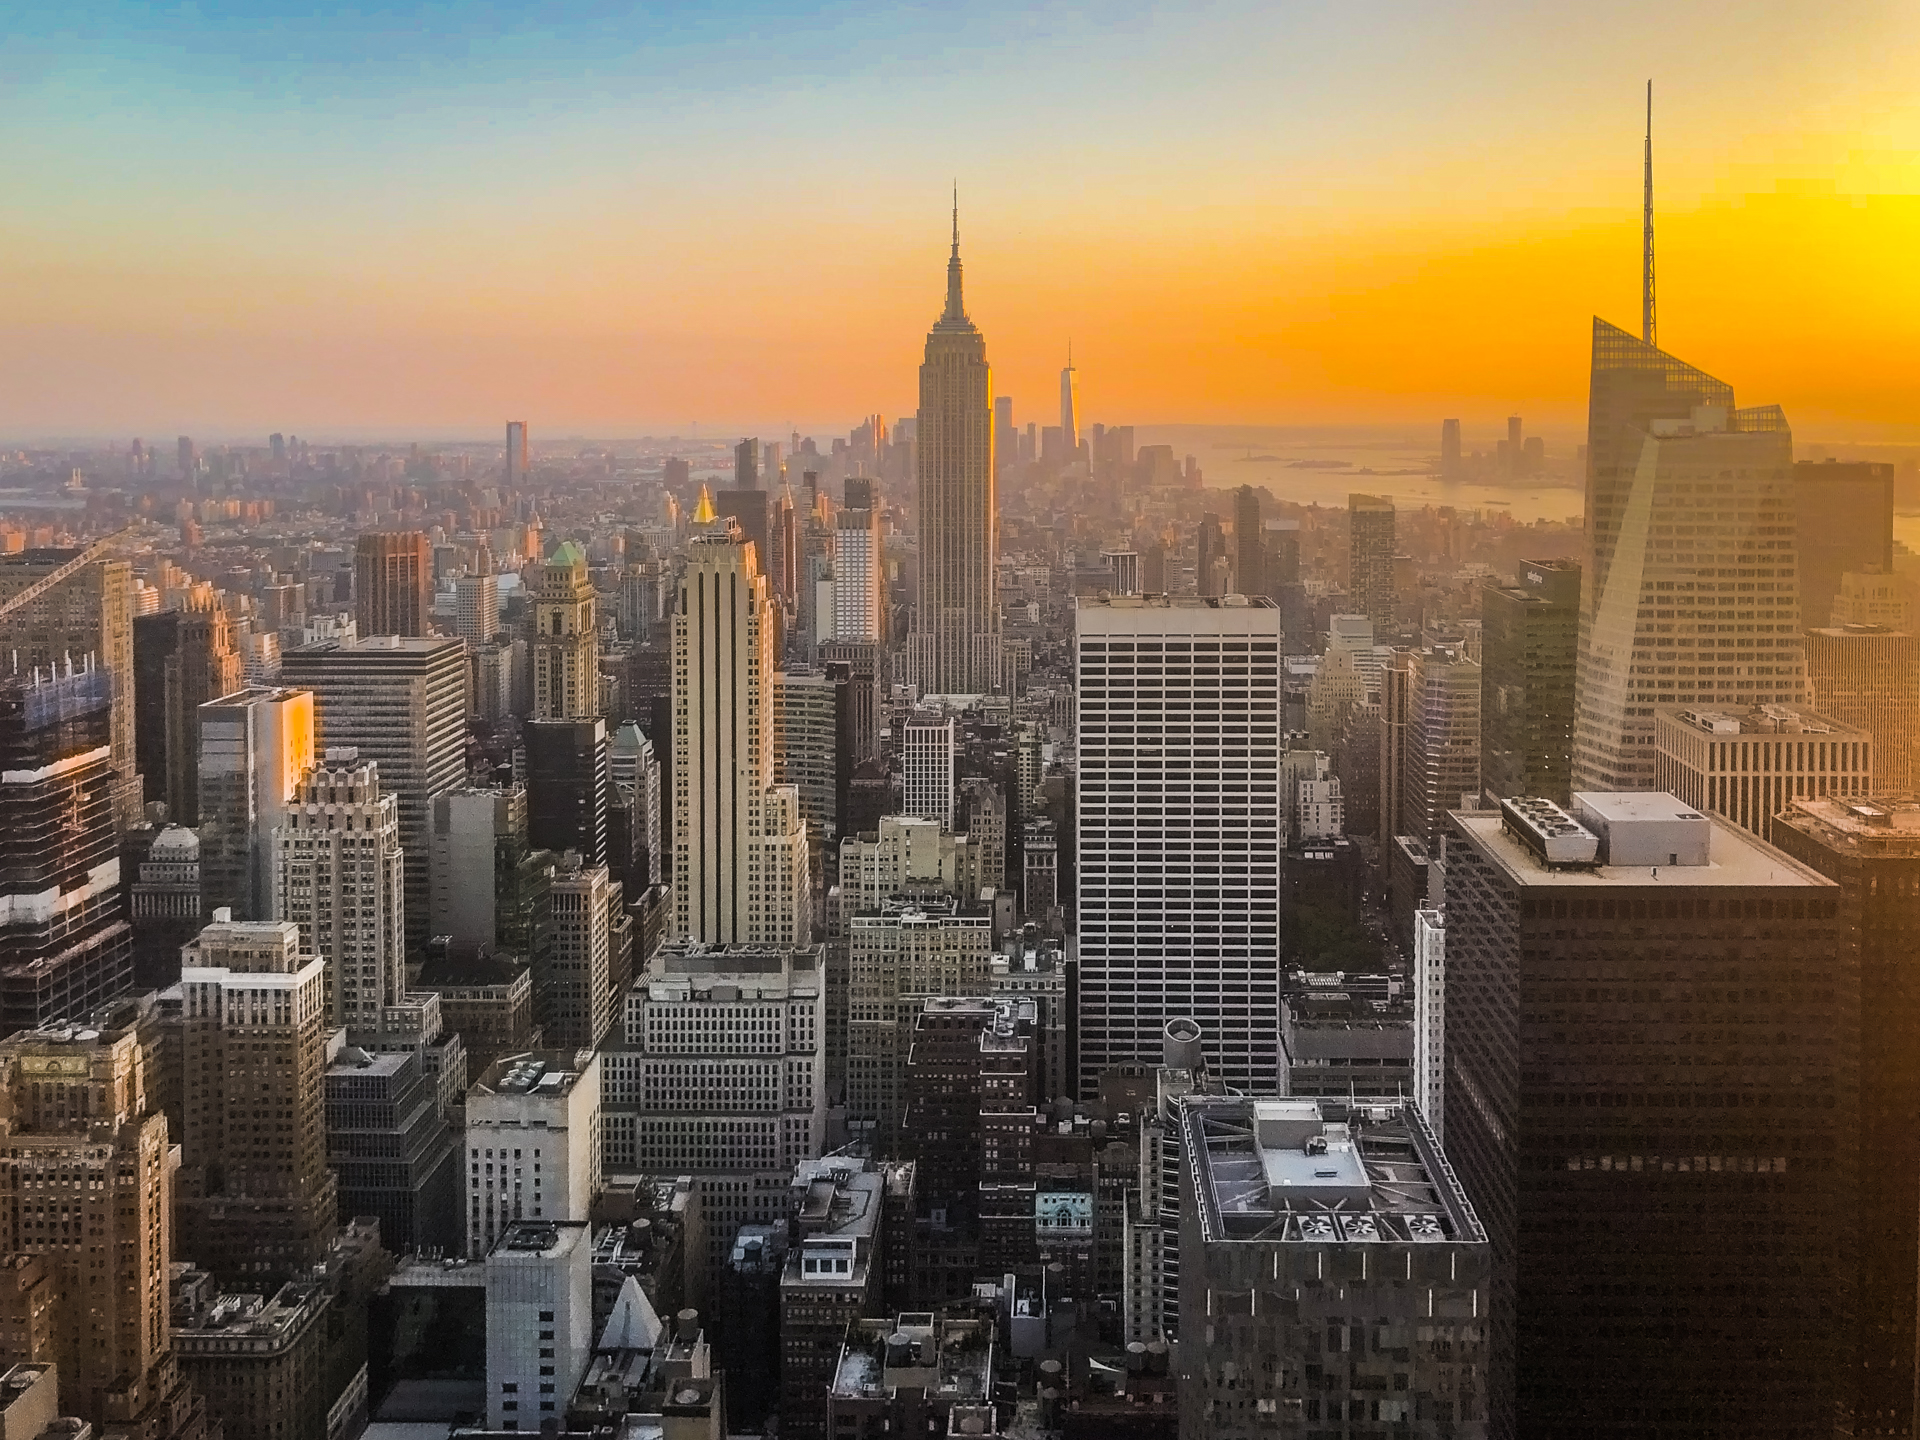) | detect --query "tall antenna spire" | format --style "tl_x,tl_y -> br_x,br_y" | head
952,183 -> 959,258
943,185 -> 966,323
1642,80 -> 1656,348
